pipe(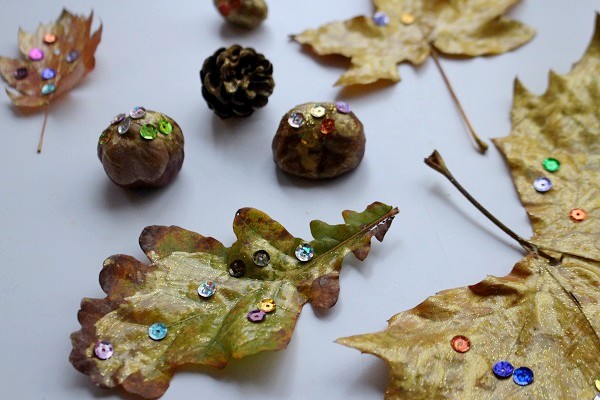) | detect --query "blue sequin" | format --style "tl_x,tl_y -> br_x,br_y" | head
513,367 -> 534,386
148,323 -> 168,340
372,11 -> 390,26
492,361 -> 514,378
533,177 -> 552,193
